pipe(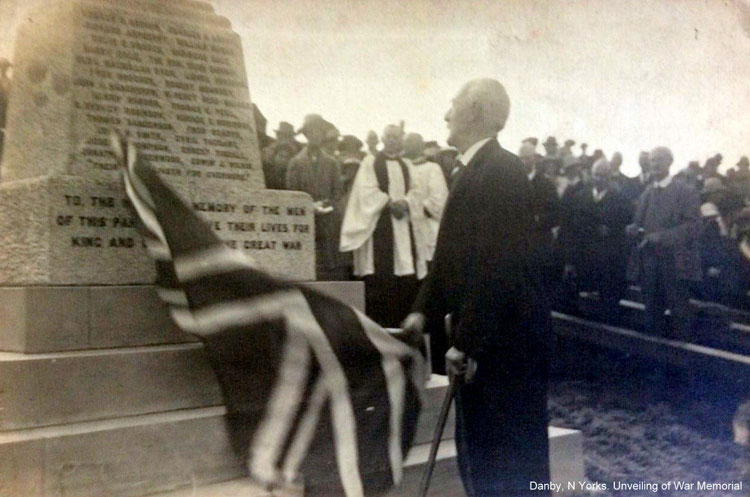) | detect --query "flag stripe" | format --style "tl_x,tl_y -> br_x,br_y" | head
303,291 -> 394,480
249,328 -> 311,485
355,312 -> 412,485
285,294 -> 364,497
280,375 -> 328,483
174,245 -> 256,282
